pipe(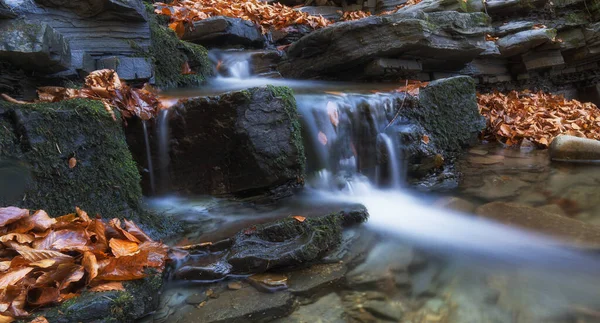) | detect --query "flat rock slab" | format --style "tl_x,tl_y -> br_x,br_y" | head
476,202 -> 600,248
288,262 -> 347,297
273,293 -> 345,323
549,135 -> 600,161
346,242 -> 414,290
176,286 -> 297,323
183,16 -> 265,48
497,28 -> 557,57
